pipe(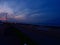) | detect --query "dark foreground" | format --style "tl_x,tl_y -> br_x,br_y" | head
0,23 -> 60,45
